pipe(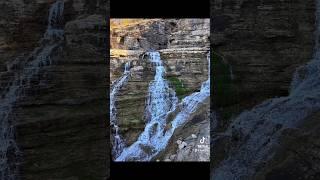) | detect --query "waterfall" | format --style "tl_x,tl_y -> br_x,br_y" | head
290,0 -> 320,93
116,52 -> 210,161
110,62 -> 131,159
171,53 -> 210,129
211,1 -> 320,179
144,52 -> 178,124
0,1 -> 64,179
45,0 -> 64,40
124,61 -> 130,73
